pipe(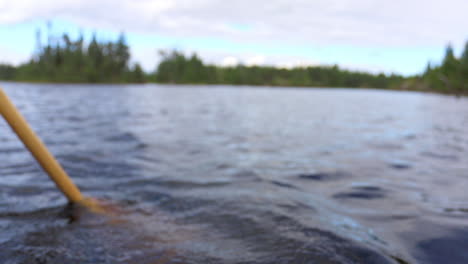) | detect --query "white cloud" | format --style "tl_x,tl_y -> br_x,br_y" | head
0,45 -> 29,65
1,0 -> 466,74
0,0 -> 466,47
221,56 -> 239,67
245,55 -> 265,66
185,50 -> 320,69
129,46 -> 160,72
